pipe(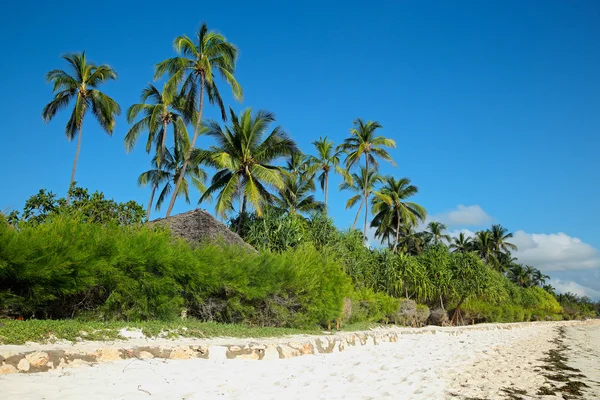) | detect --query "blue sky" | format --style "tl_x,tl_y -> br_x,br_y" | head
1,1 -> 599,298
